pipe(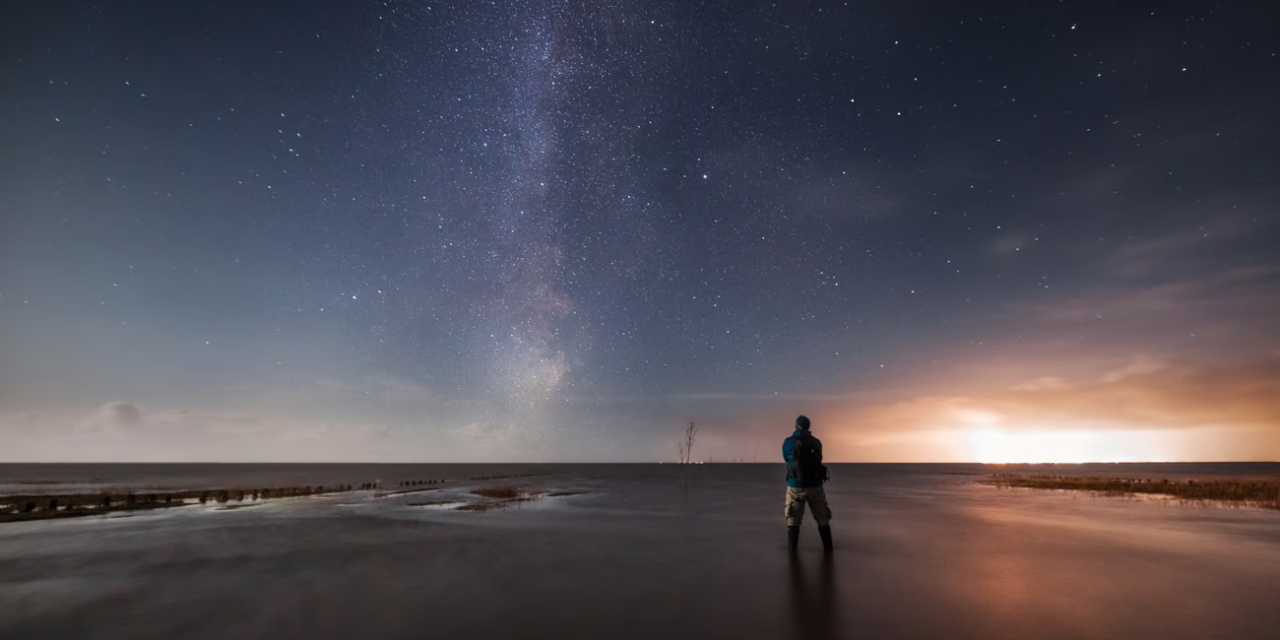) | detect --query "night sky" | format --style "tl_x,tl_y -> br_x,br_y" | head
2,1 -> 1277,462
